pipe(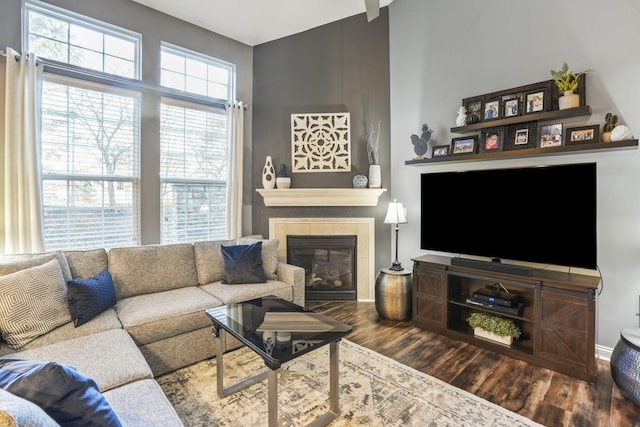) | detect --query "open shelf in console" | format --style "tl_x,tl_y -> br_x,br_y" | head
446,270 -> 538,355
